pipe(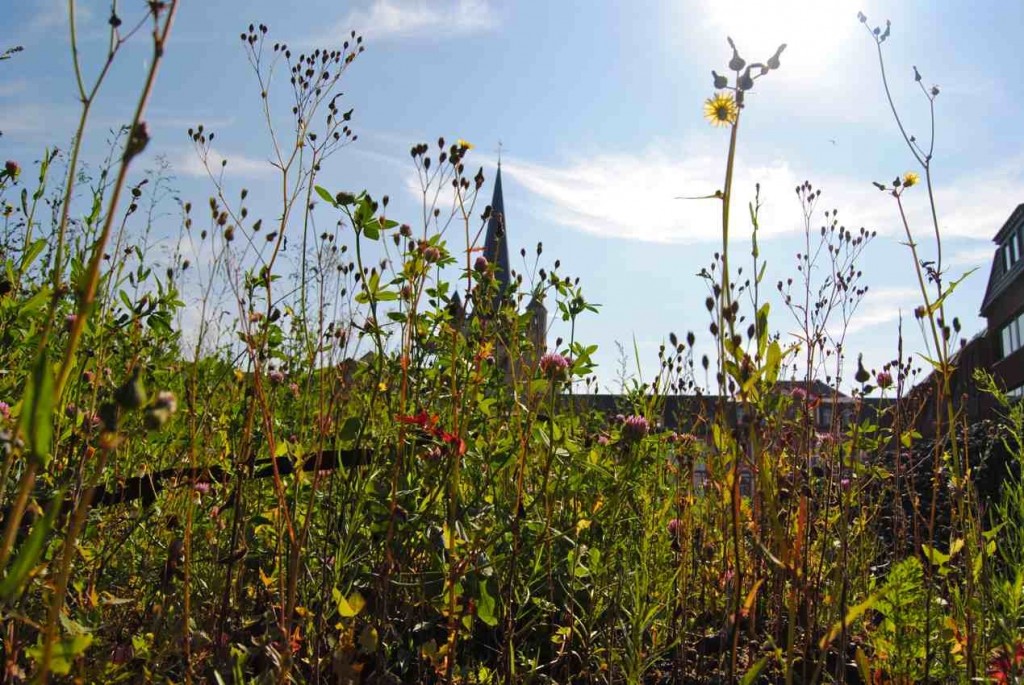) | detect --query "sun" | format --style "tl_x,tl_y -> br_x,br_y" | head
697,0 -> 858,82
